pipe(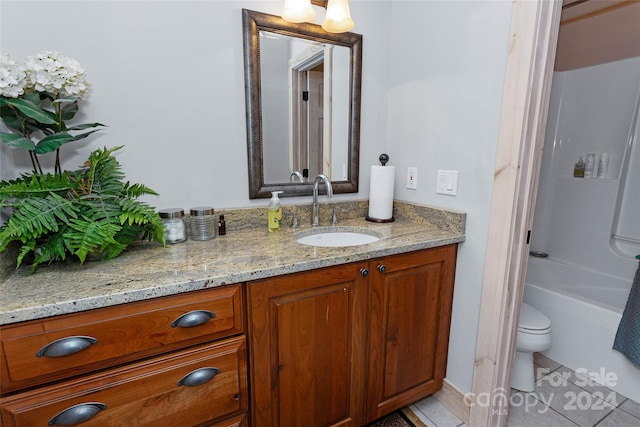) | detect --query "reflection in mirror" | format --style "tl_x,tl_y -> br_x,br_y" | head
261,32 -> 350,184
242,9 -> 362,198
